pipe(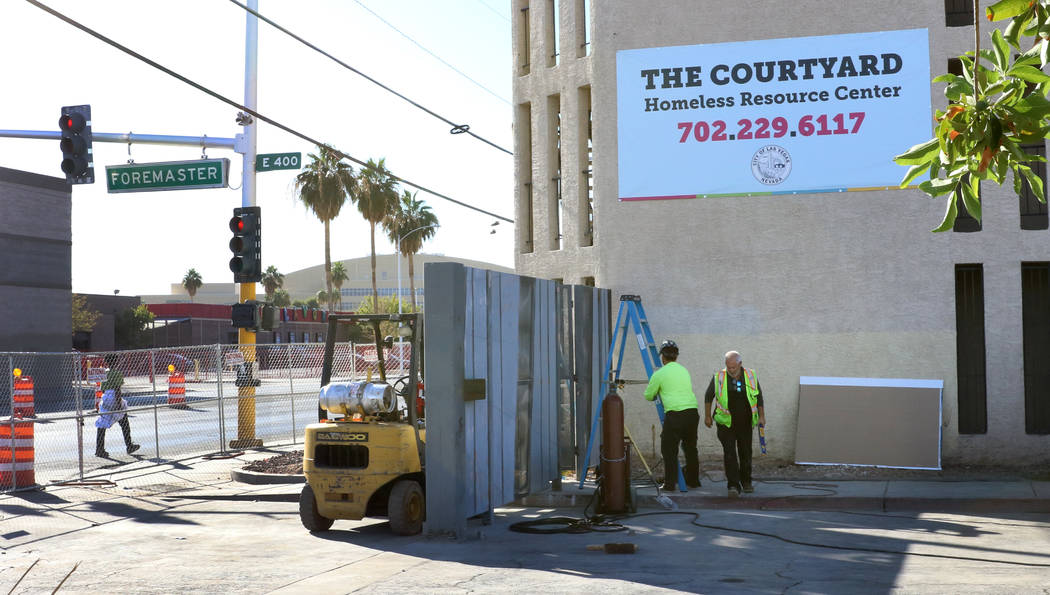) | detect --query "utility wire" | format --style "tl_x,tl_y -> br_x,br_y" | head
226,0 -> 513,155
476,0 -> 510,23
351,0 -> 511,106
25,0 -> 513,223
